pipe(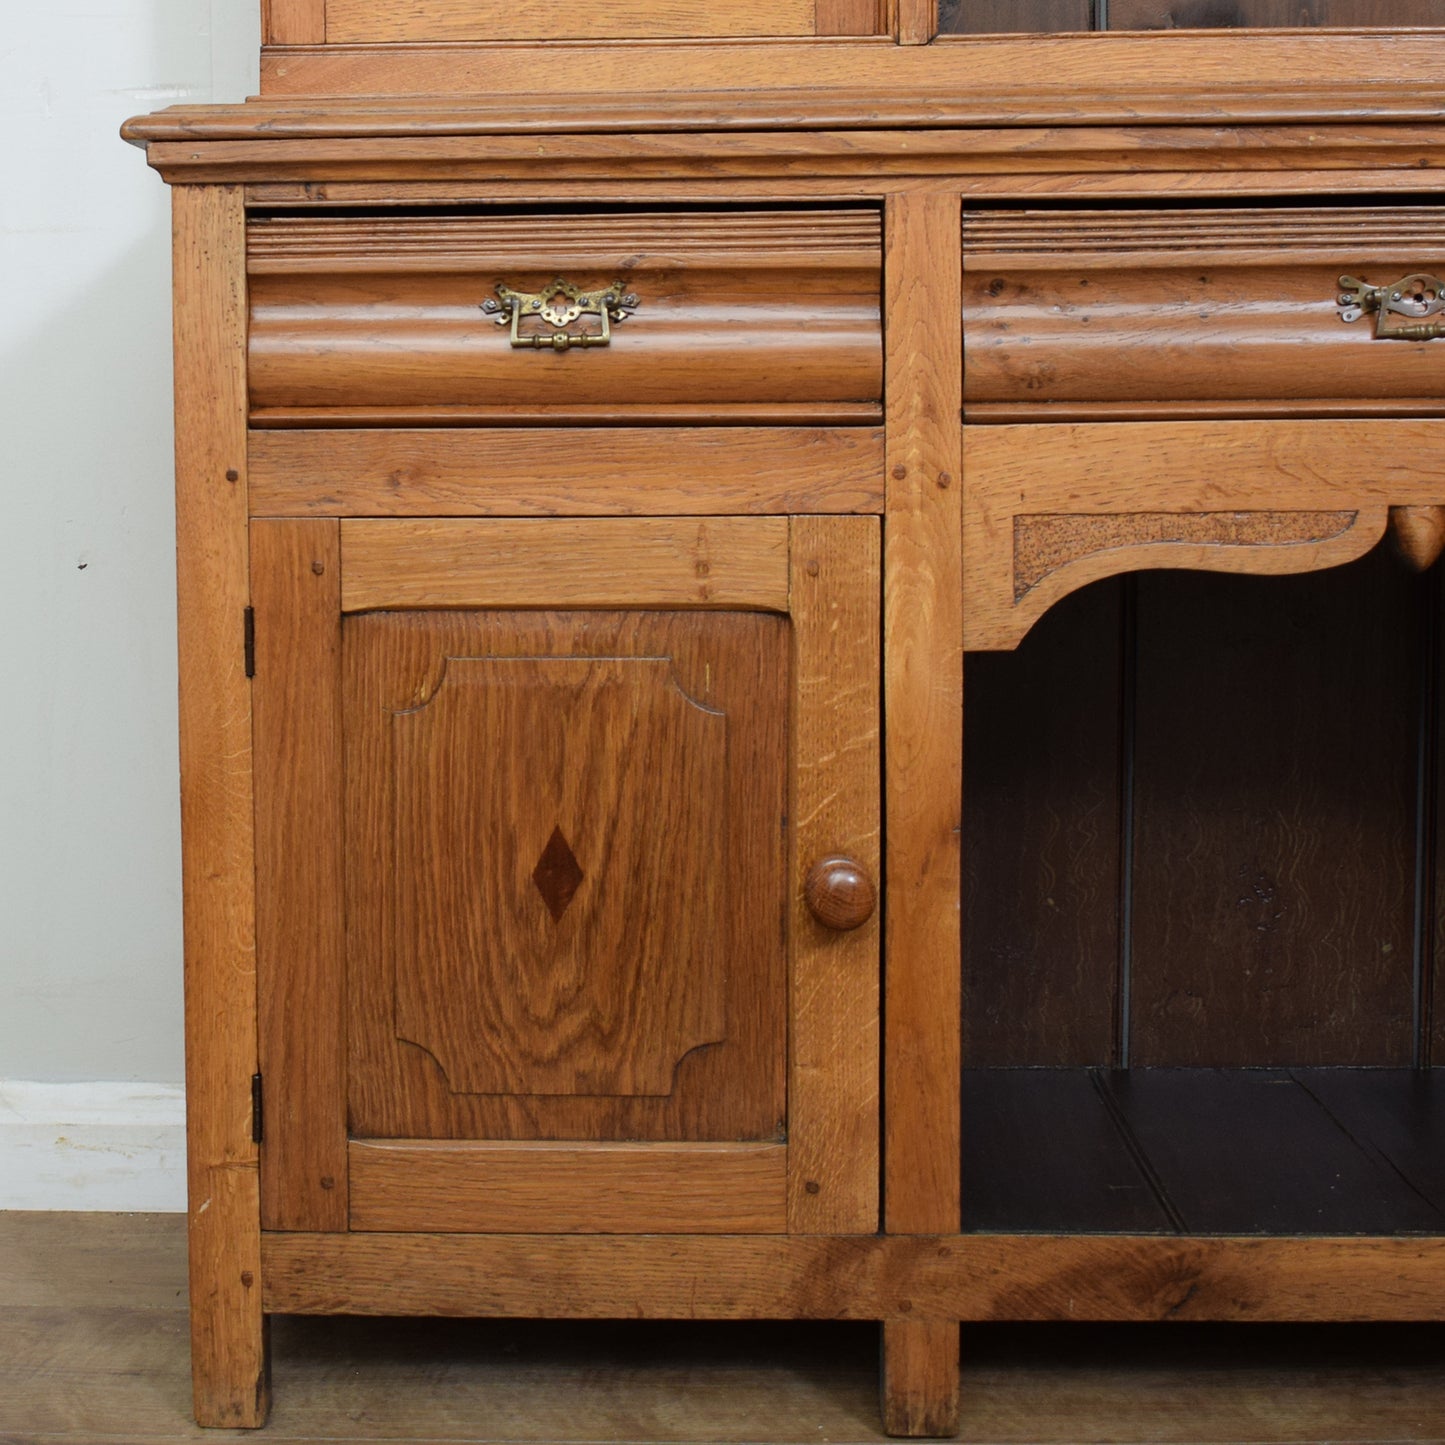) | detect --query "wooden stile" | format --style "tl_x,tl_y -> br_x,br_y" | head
251,519 -> 349,1232
172,184 -> 269,1428
263,0 -> 325,44
787,516 -> 882,1233
882,191 -> 964,1433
